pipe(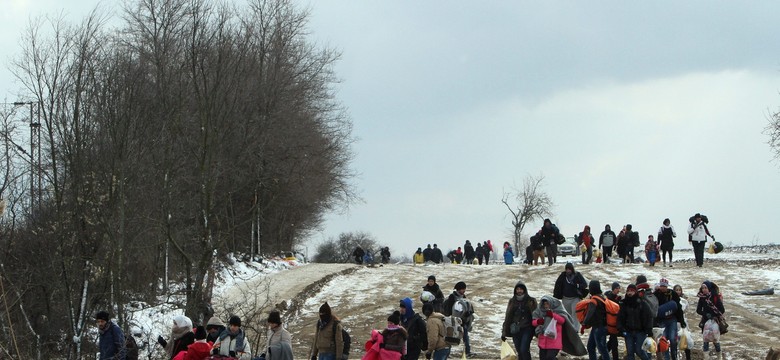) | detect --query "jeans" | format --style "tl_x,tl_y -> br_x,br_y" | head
582,245 -> 592,264
624,331 -> 650,360
463,327 -> 471,355
661,319 -> 679,360
602,246 -> 612,263
587,326 -> 610,360
318,353 -> 336,360
692,241 -> 706,267
511,326 -> 534,360
433,347 -> 451,360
